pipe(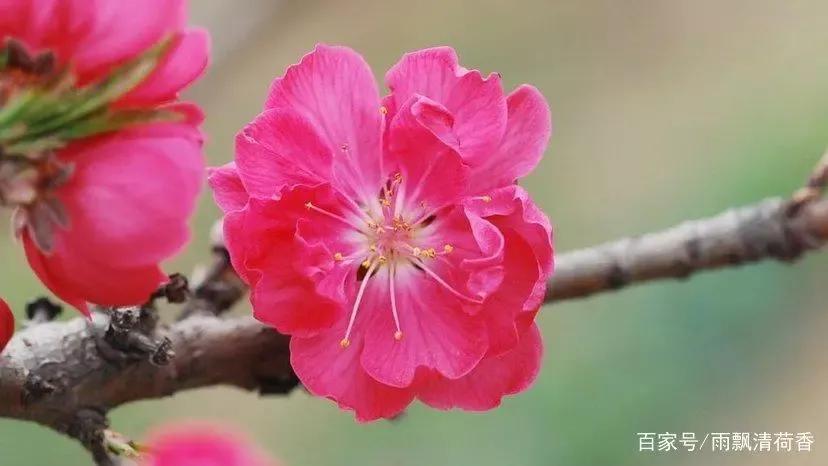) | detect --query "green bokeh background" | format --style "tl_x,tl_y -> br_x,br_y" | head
2,1 -> 827,465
